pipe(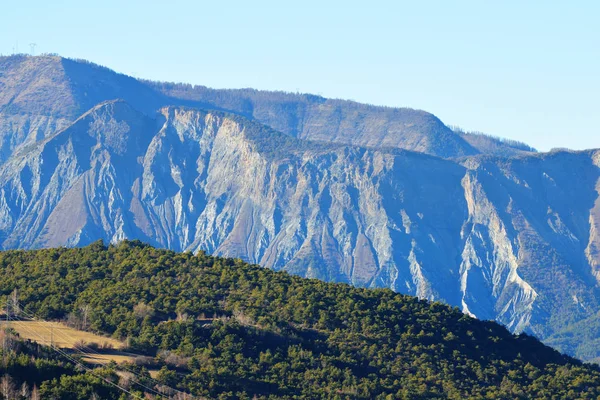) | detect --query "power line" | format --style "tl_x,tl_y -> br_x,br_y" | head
7,315 -> 144,399
14,308 -> 174,399
2,298 -> 193,398
15,306 -> 191,399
